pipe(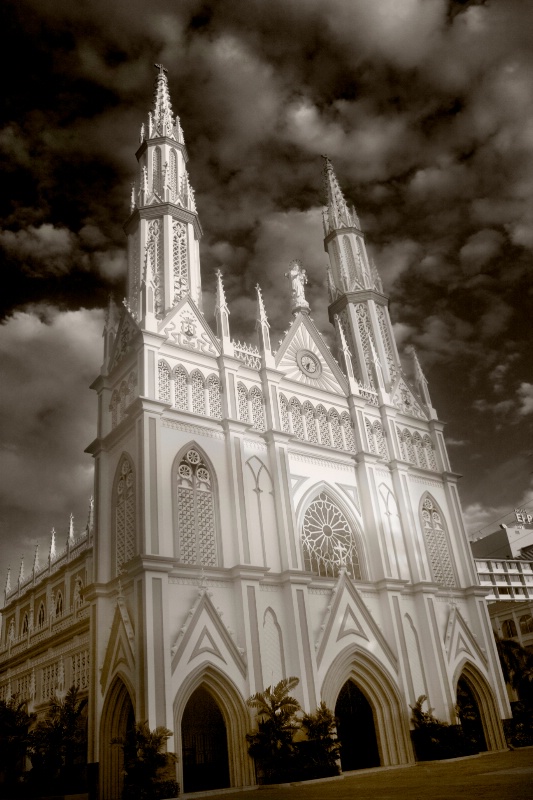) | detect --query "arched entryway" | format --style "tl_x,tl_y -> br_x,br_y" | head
181,686 -> 230,793
335,680 -> 380,770
99,677 -> 135,800
457,675 -> 487,752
